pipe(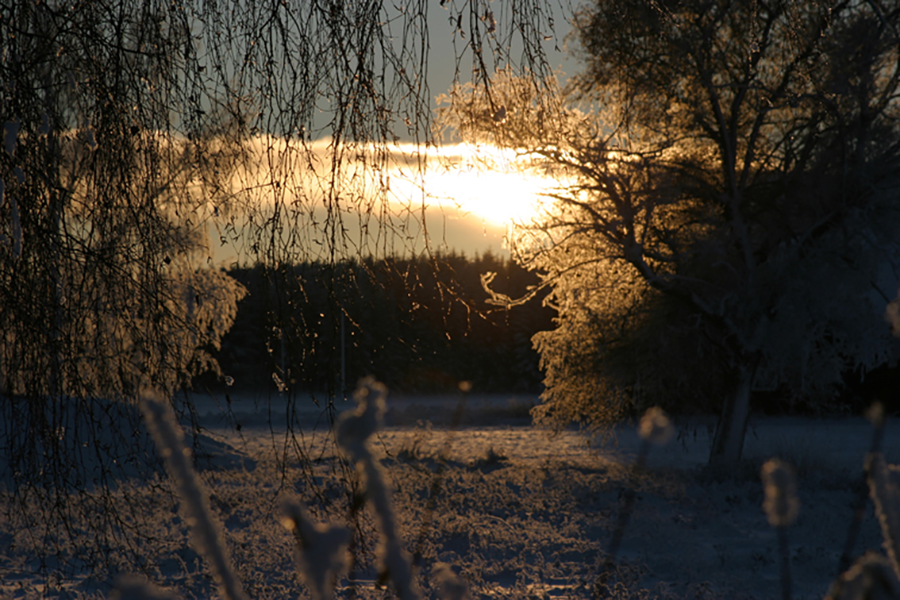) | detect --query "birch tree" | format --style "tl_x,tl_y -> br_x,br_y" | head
0,0 -> 562,572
